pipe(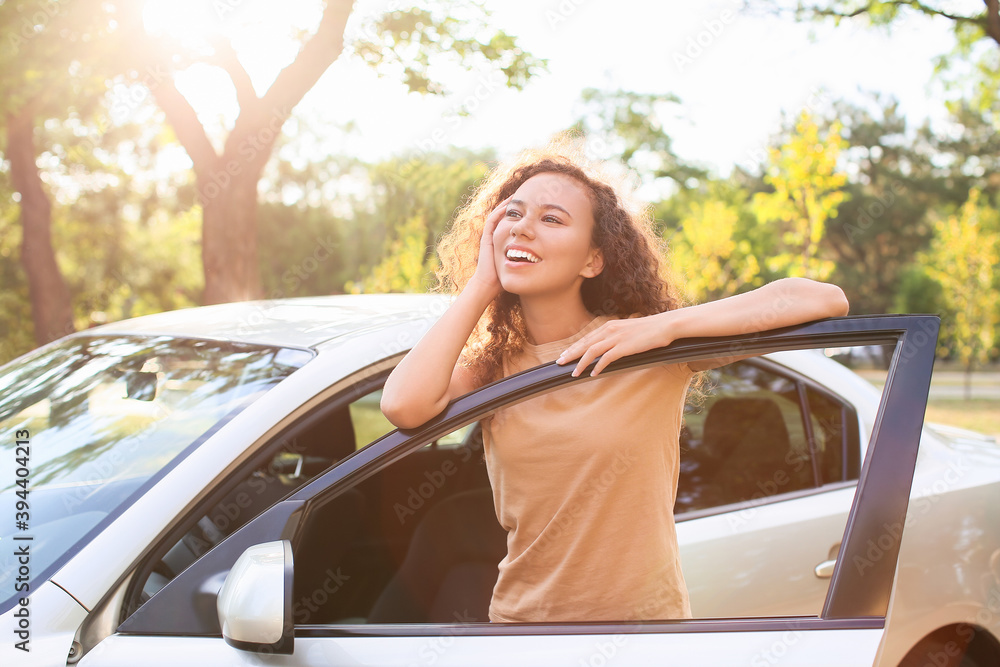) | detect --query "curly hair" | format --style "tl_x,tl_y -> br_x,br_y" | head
436,139 -> 682,385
